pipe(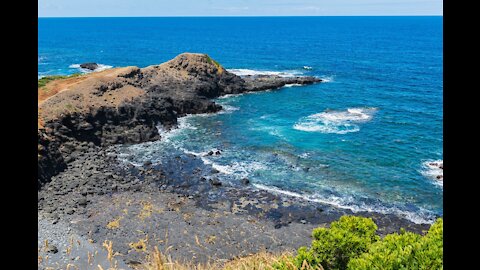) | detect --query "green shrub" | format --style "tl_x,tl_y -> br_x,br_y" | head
293,216 -> 380,270
38,73 -> 82,88
278,216 -> 443,270
347,218 -> 443,270
205,54 -> 222,69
